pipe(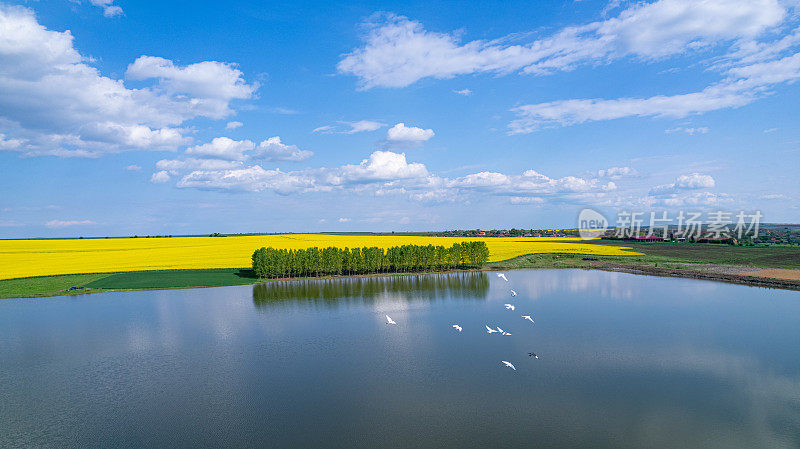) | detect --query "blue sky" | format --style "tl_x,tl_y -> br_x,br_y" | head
1,0 -> 798,238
